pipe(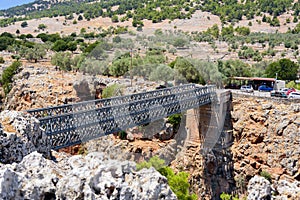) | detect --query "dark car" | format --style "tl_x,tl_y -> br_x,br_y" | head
258,85 -> 273,92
